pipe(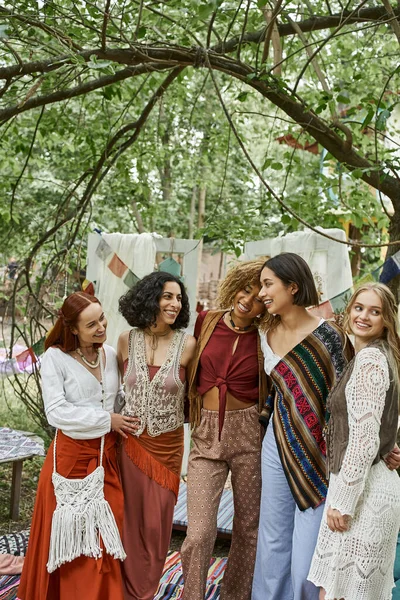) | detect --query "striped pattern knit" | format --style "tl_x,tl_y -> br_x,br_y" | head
264,321 -> 354,511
